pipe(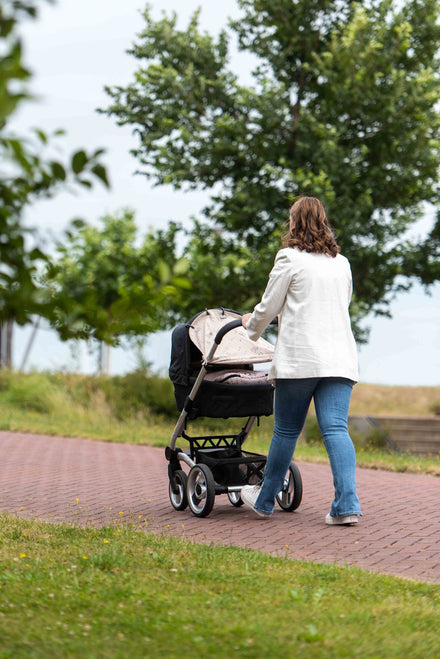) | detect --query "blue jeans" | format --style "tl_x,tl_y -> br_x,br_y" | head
255,378 -> 362,517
